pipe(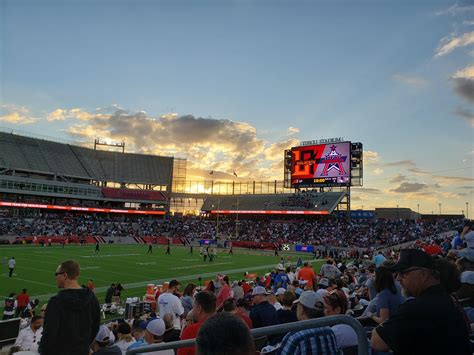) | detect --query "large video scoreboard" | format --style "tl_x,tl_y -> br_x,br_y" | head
284,141 -> 362,188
